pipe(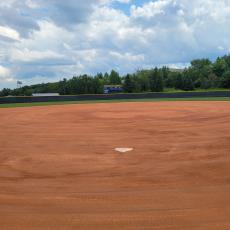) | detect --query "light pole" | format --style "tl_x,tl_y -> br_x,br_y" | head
17,80 -> 22,88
